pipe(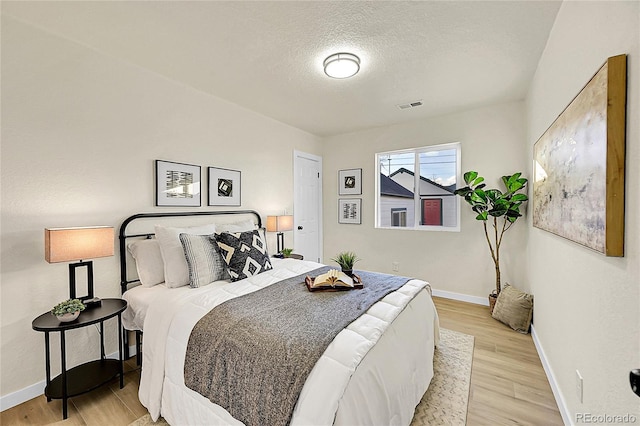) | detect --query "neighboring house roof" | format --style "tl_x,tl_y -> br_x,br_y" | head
389,168 -> 456,193
380,173 -> 414,198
